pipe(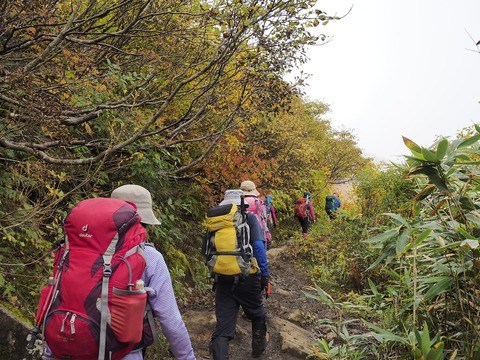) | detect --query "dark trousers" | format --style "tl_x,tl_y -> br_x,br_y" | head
212,274 -> 267,340
298,216 -> 309,234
